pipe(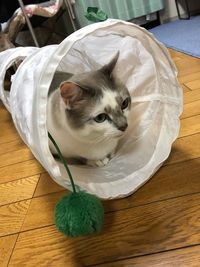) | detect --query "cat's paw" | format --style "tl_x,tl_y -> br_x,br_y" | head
87,157 -> 110,167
